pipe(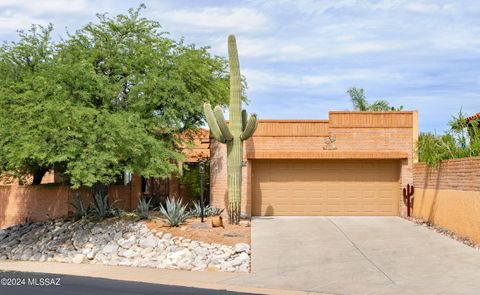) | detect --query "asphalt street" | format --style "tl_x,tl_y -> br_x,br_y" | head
0,271 -> 256,295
